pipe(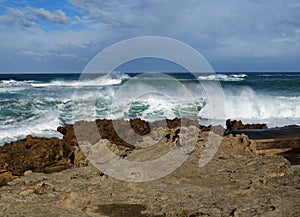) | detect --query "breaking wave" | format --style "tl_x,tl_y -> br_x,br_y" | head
0,72 -> 299,145
0,72 -> 130,89
198,74 -> 247,81
200,87 -> 300,126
